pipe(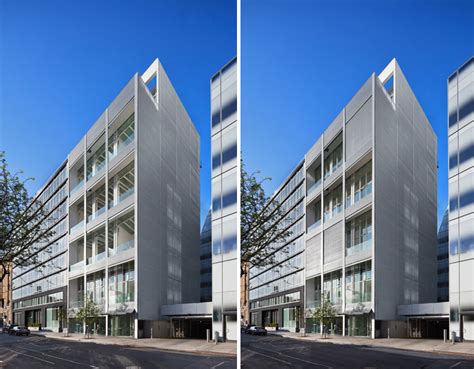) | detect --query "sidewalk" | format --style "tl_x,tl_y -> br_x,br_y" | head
269,330 -> 474,357
31,331 -> 236,357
